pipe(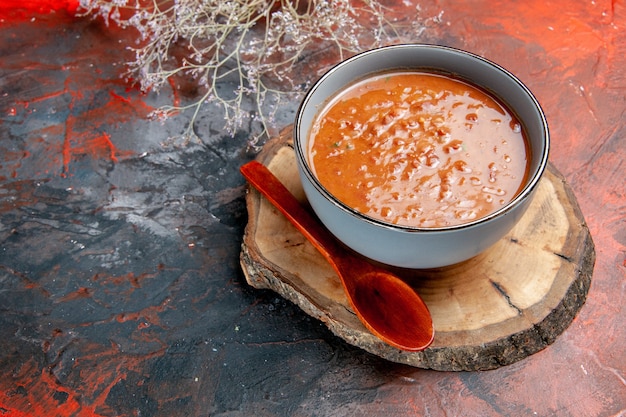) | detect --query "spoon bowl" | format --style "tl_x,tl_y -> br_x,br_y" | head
241,161 -> 434,351
350,270 -> 434,350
